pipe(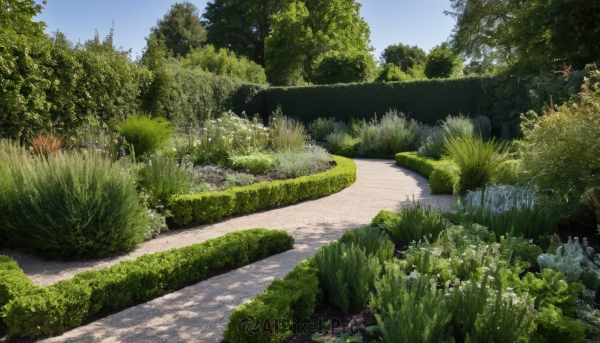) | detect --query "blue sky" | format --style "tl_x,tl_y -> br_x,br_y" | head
34,0 -> 456,61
